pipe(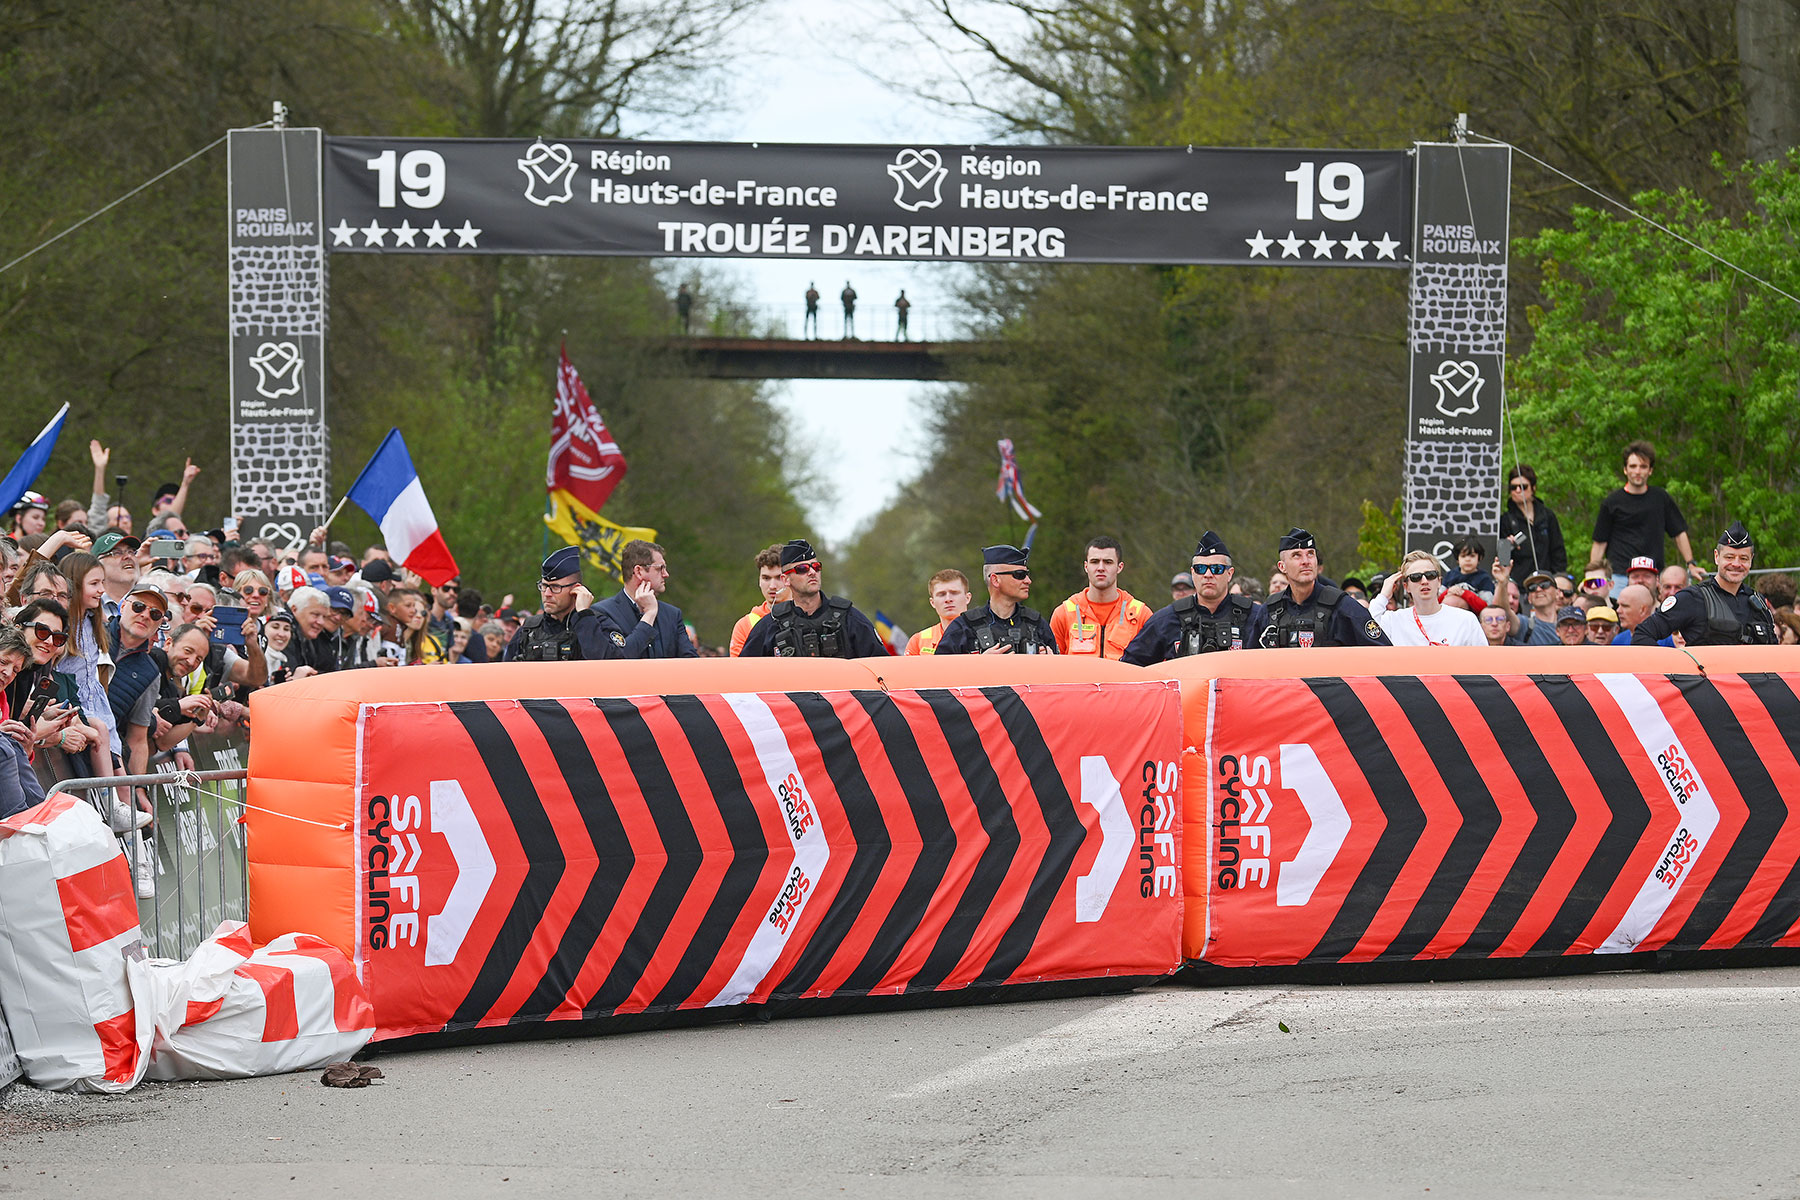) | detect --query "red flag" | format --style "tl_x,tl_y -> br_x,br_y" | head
547,344 -> 627,512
